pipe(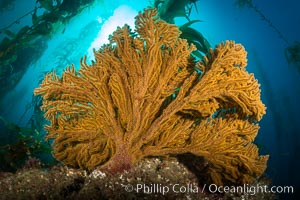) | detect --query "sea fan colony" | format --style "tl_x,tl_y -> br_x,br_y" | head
34,8 -> 268,185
